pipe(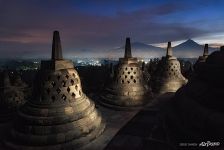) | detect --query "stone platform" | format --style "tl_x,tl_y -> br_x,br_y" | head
0,99 -> 138,150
